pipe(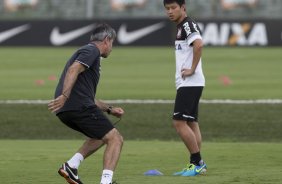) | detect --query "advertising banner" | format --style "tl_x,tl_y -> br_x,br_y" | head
198,19 -> 282,46
0,19 -> 173,46
0,19 -> 281,46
